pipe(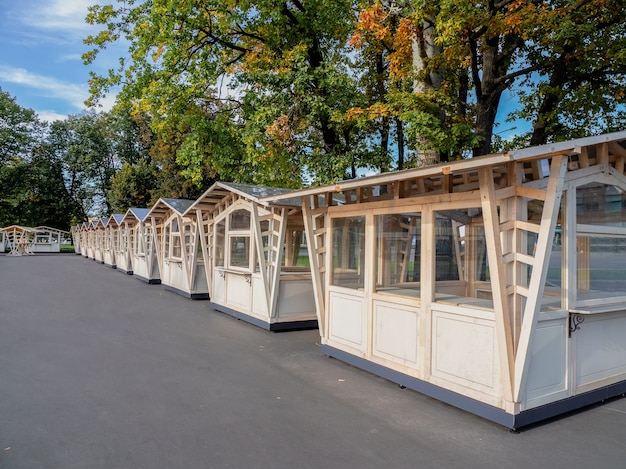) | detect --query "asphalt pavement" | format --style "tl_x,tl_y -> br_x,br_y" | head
1,254 -> 626,468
